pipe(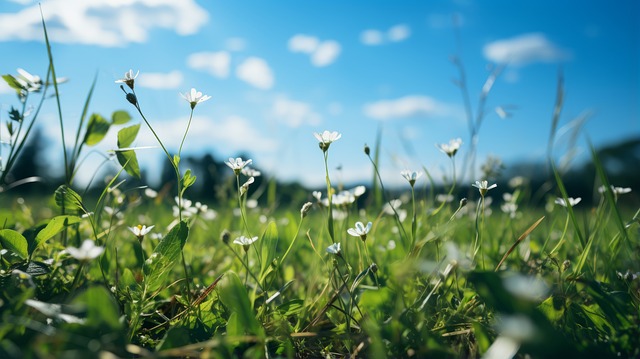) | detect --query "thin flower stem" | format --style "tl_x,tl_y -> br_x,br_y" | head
366,153 -> 409,248
178,109 -> 194,157
323,151 -> 335,243
410,185 -> 417,255
236,175 -> 252,237
548,215 -> 570,256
